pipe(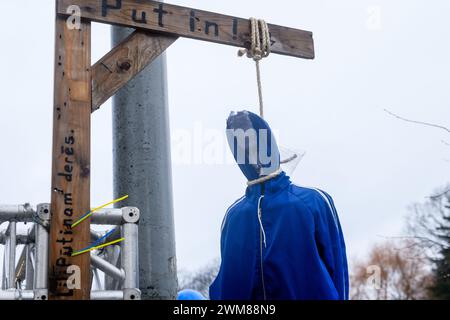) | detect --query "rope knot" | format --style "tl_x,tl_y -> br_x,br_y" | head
252,49 -> 263,61
239,18 -> 271,61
